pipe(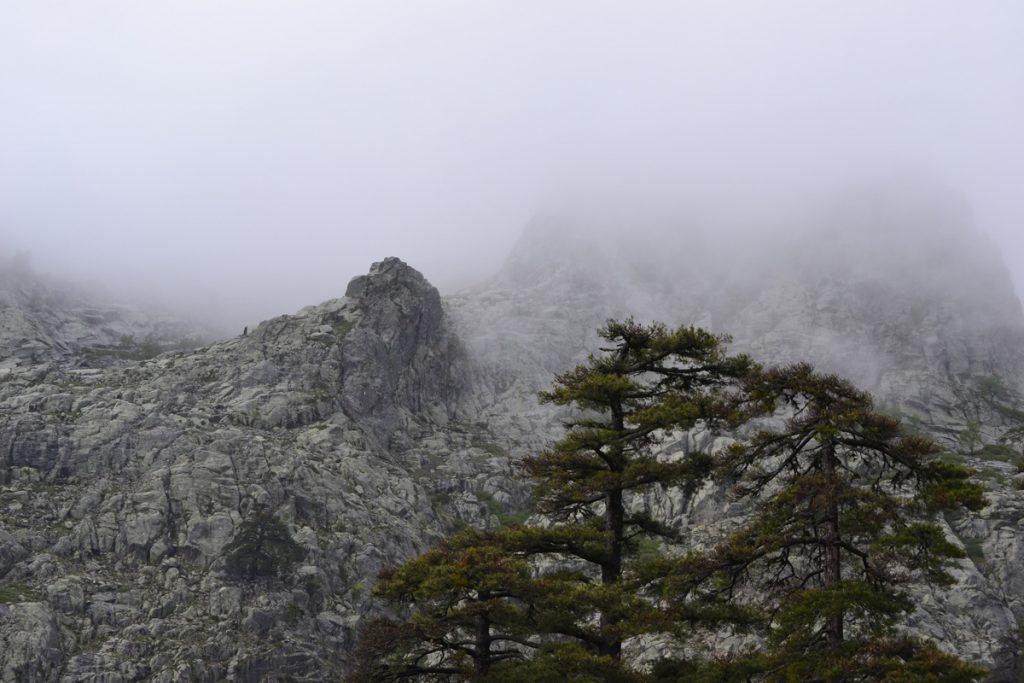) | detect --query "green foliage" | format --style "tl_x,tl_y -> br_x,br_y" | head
286,601 -> 301,624
958,422 -> 982,455
352,320 -> 756,680
224,511 -> 304,581
83,335 -> 164,362
0,581 -> 40,604
348,529 -> 542,681
756,637 -> 986,683
976,375 -> 1010,401
671,363 -> 986,680
138,340 -> 163,359
976,443 -> 1018,460
350,327 -> 987,682
520,319 -> 755,660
